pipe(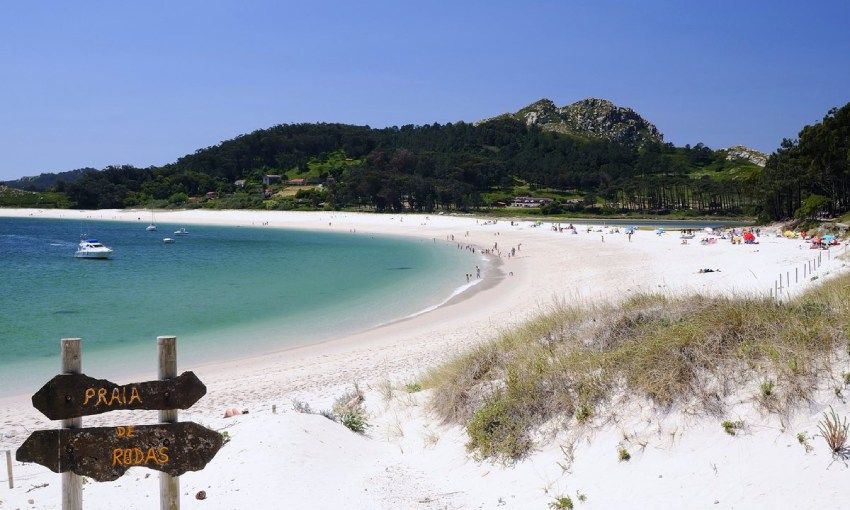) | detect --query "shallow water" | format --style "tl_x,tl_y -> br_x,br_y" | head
0,218 -> 479,394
